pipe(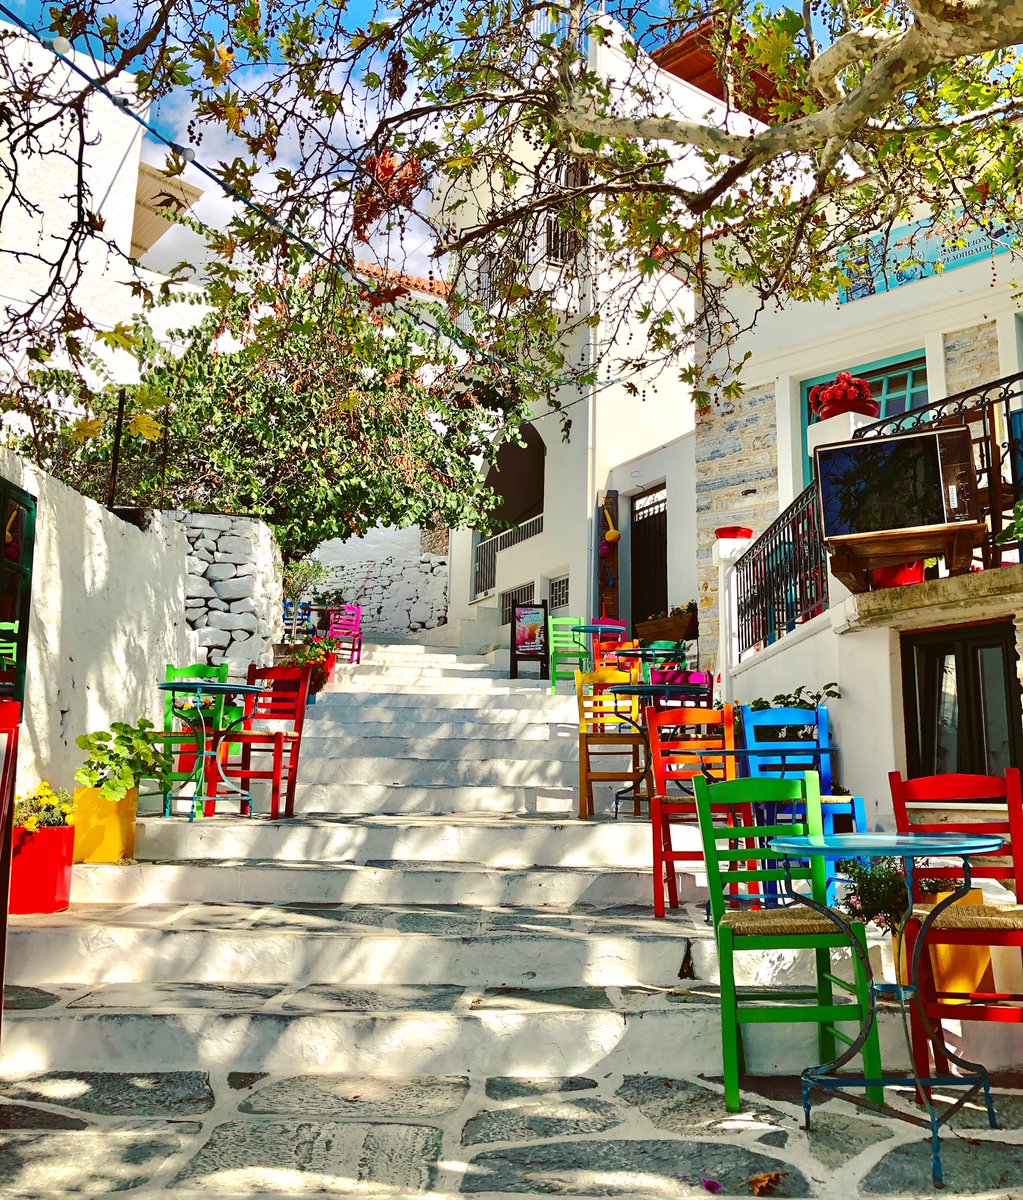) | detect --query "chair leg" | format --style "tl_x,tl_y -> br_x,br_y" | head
852,794 -> 868,833
632,744 -> 641,816
852,923 -> 885,1107
814,946 -> 837,1066
651,797 -> 666,919
663,818 -> 680,911
578,735 -> 588,821
718,925 -> 743,1112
